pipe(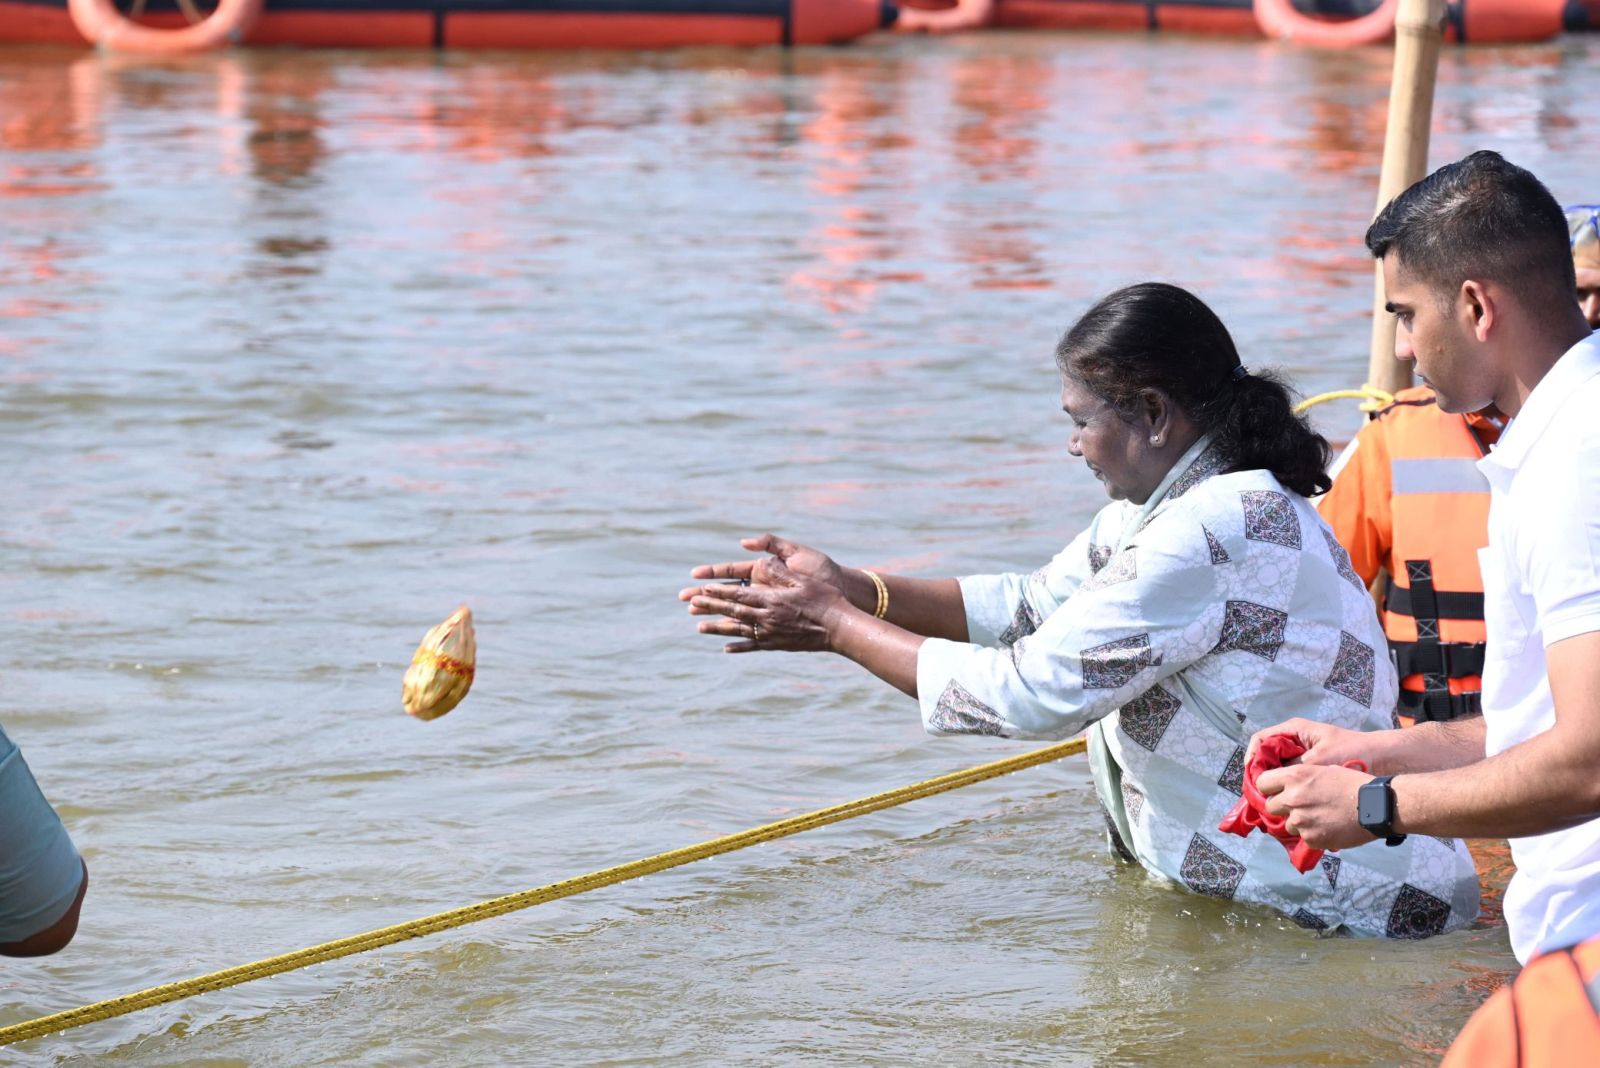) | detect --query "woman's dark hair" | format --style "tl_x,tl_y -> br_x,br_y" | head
1055,282 -> 1331,498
